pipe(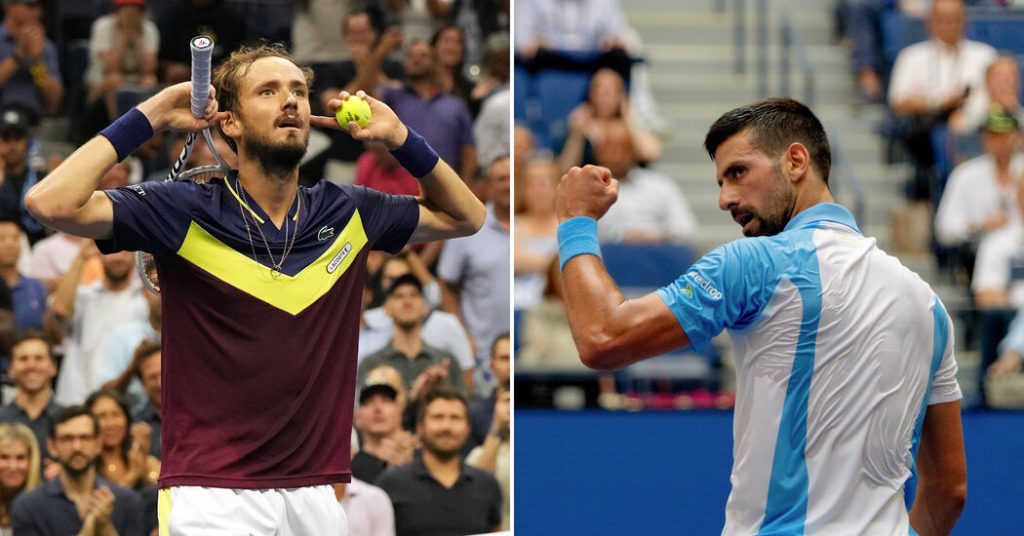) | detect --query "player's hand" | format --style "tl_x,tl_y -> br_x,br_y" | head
311,90 -> 409,150
137,82 -> 228,133
556,165 -> 619,222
